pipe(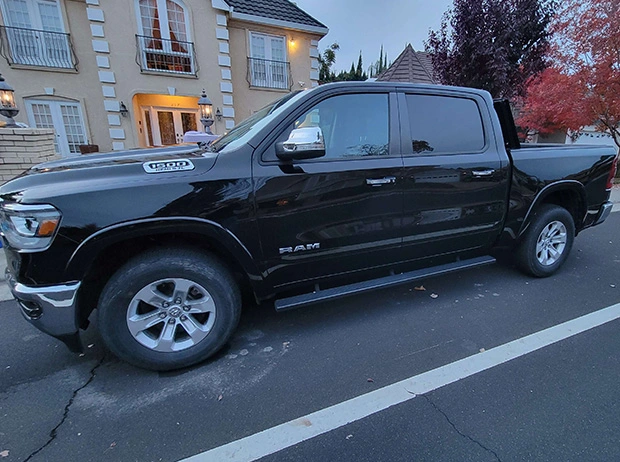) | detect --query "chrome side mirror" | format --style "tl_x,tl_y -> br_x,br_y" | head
276,126 -> 326,161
